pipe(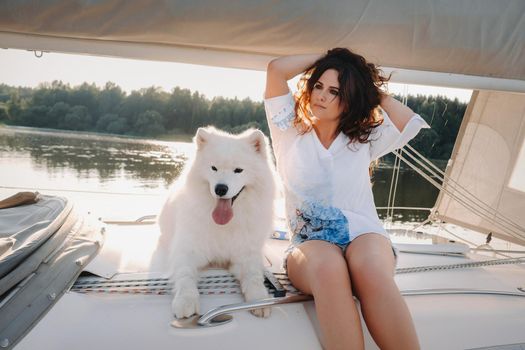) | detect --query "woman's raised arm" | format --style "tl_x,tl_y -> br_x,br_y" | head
265,54 -> 323,99
380,95 -> 416,132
